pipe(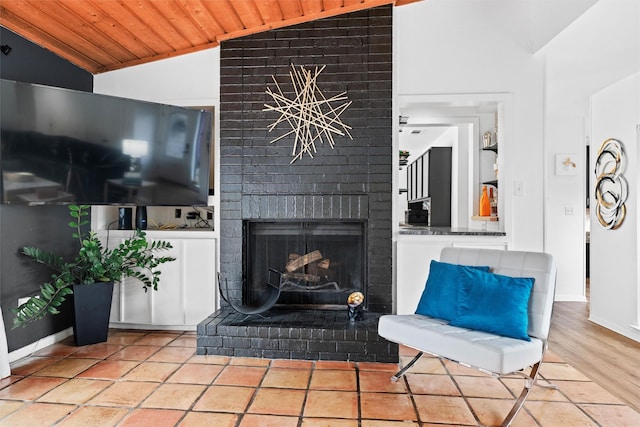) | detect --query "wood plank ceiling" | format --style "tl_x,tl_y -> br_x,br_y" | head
0,0 -> 418,74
